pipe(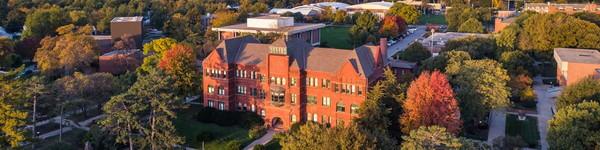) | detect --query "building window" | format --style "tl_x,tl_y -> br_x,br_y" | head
358,86 -> 363,95
208,100 -> 214,108
218,87 -> 225,95
307,96 -> 317,104
261,109 -> 266,117
291,94 -> 297,104
291,78 -> 296,86
313,113 -> 318,122
271,91 -> 285,107
251,105 -> 256,112
218,102 -> 225,110
351,85 -> 356,94
336,102 -> 345,112
237,86 -> 247,94
322,97 -> 331,107
351,104 -> 359,114
291,115 -> 297,123
207,85 -> 215,94
322,79 -> 330,88
307,113 -> 312,121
